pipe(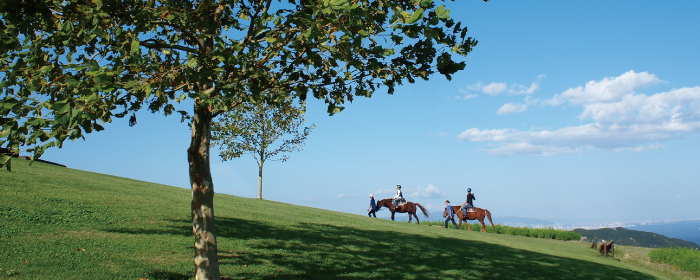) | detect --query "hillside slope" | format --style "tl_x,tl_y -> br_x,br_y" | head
574,227 -> 700,249
0,160 -> 696,279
